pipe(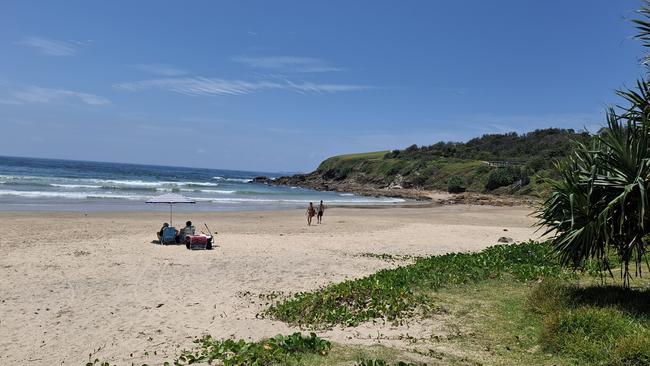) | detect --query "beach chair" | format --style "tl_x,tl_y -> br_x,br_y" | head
161,226 -> 177,245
